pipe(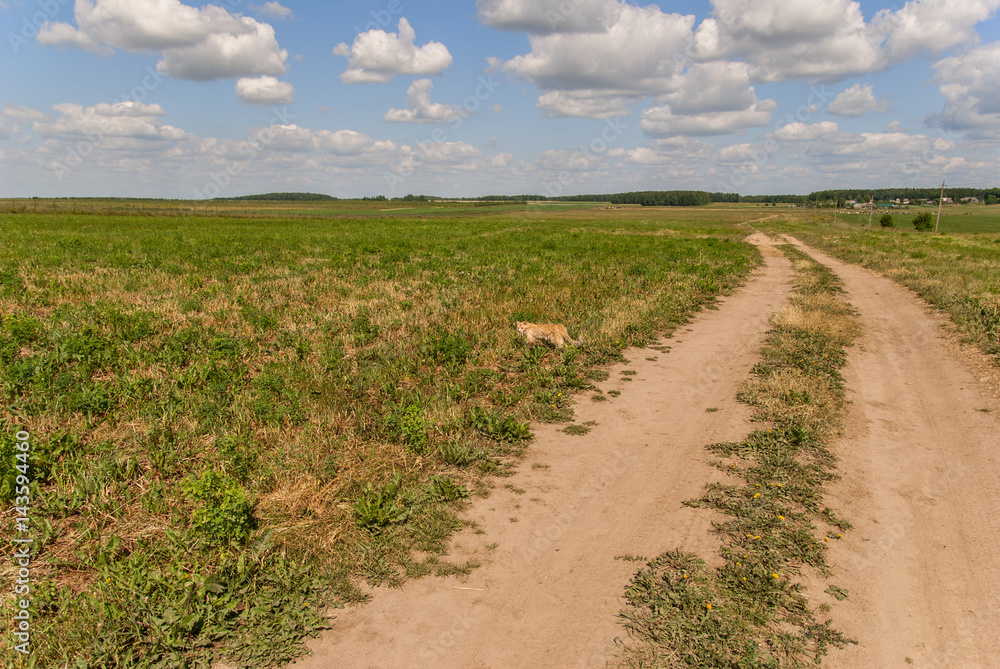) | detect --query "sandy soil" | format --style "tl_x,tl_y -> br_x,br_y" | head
782,238 -> 1000,669
290,235 -> 794,668
289,234 -> 1000,669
